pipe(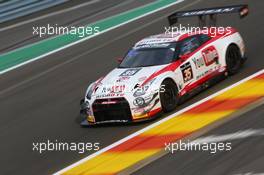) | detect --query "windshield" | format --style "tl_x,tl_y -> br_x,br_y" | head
119,43 -> 177,68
